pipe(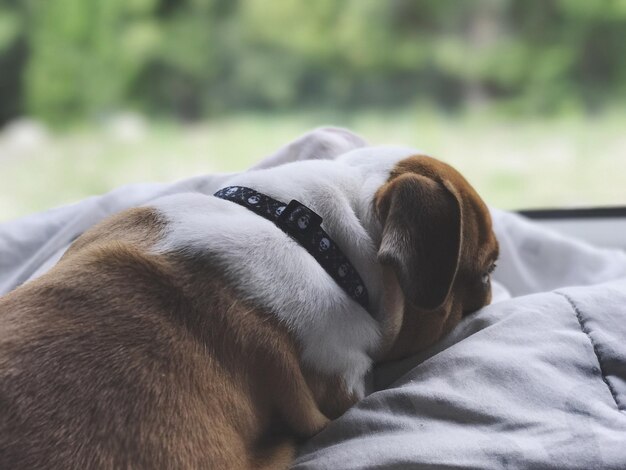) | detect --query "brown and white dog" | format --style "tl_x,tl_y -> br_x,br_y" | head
0,142 -> 498,469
